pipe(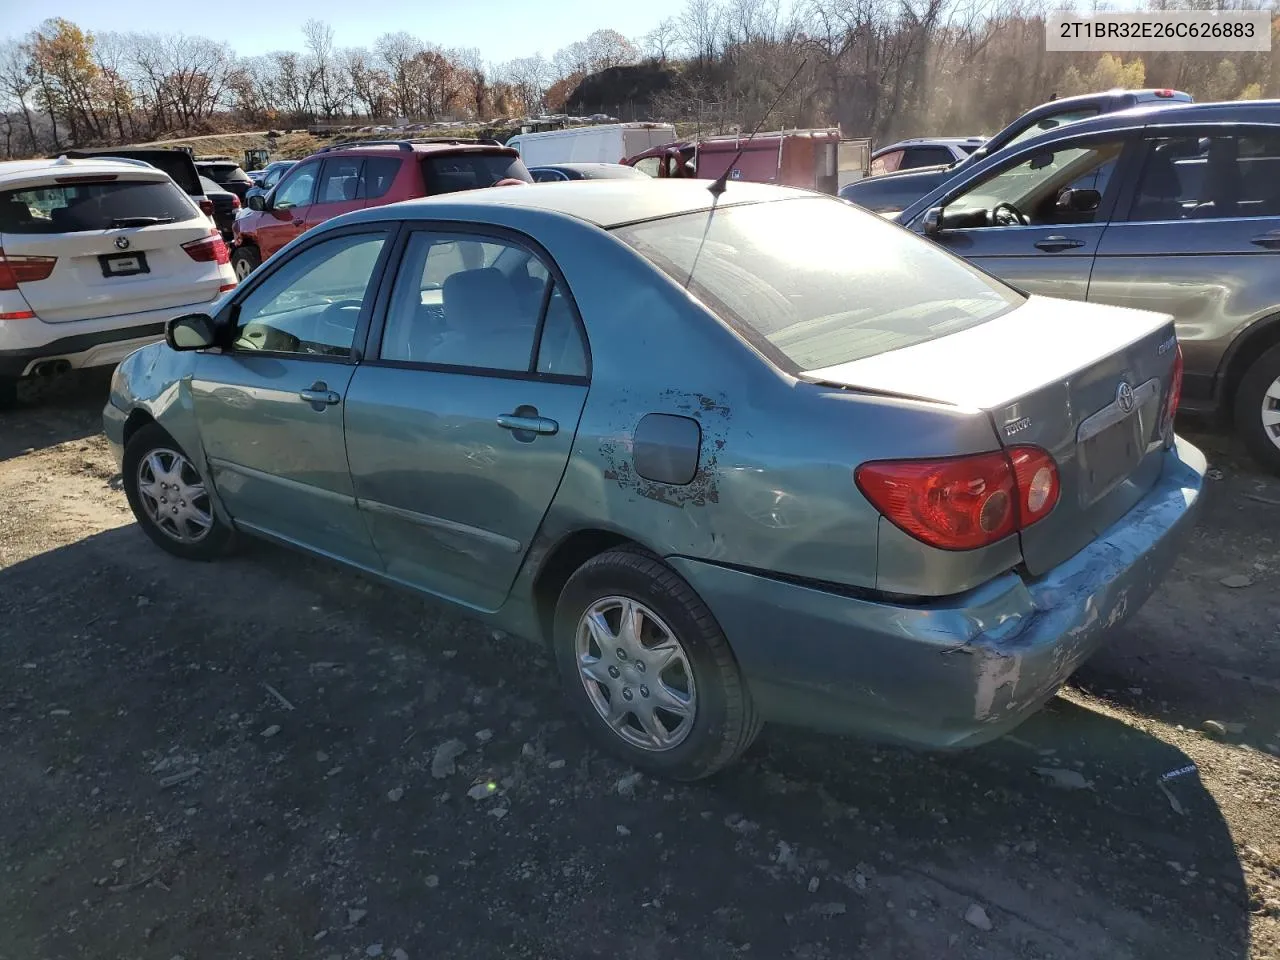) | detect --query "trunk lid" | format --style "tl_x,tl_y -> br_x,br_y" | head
807,296 -> 1179,575
0,173 -> 219,323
